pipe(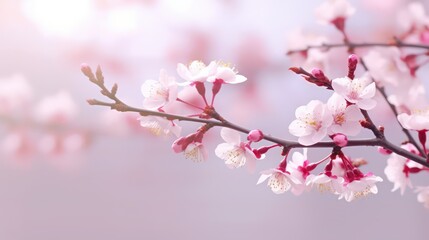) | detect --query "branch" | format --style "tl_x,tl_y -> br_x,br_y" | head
83,64 -> 429,167
286,39 -> 429,55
